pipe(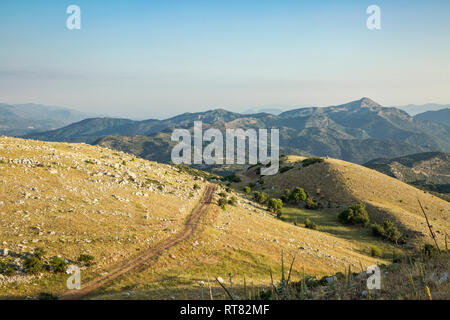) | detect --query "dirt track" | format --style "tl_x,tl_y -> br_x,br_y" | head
59,184 -> 216,300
